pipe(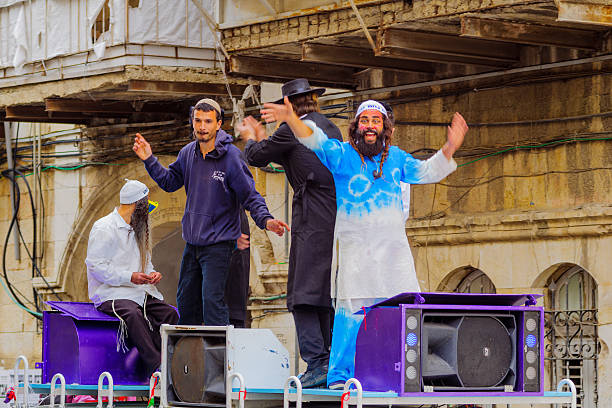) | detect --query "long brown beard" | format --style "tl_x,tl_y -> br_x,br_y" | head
130,197 -> 150,274
353,127 -> 384,158
348,115 -> 394,178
